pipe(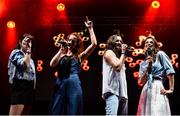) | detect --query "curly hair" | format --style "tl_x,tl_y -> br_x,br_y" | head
67,32 -> 84,55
